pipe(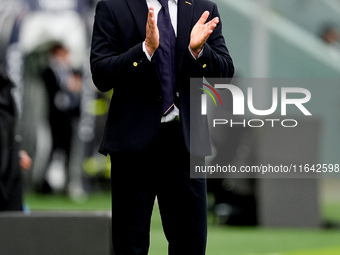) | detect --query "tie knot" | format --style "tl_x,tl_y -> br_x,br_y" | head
159,0 -> 168,8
